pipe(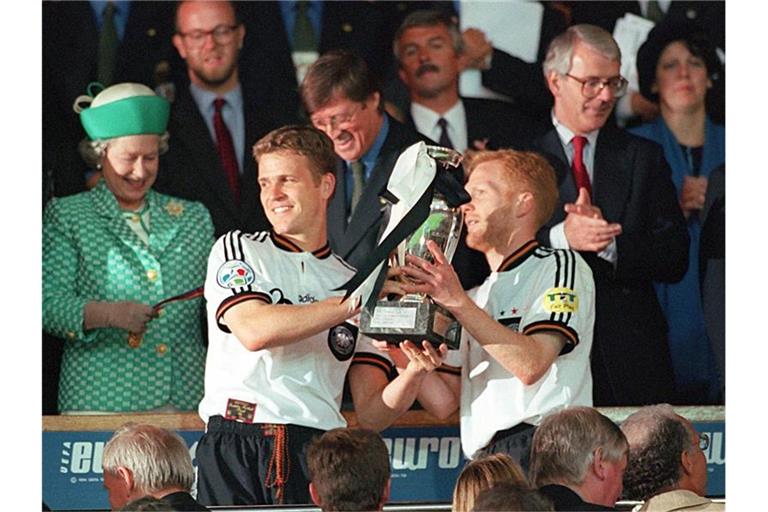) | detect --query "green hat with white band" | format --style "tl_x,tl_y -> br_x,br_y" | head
75,82 -> 170,140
